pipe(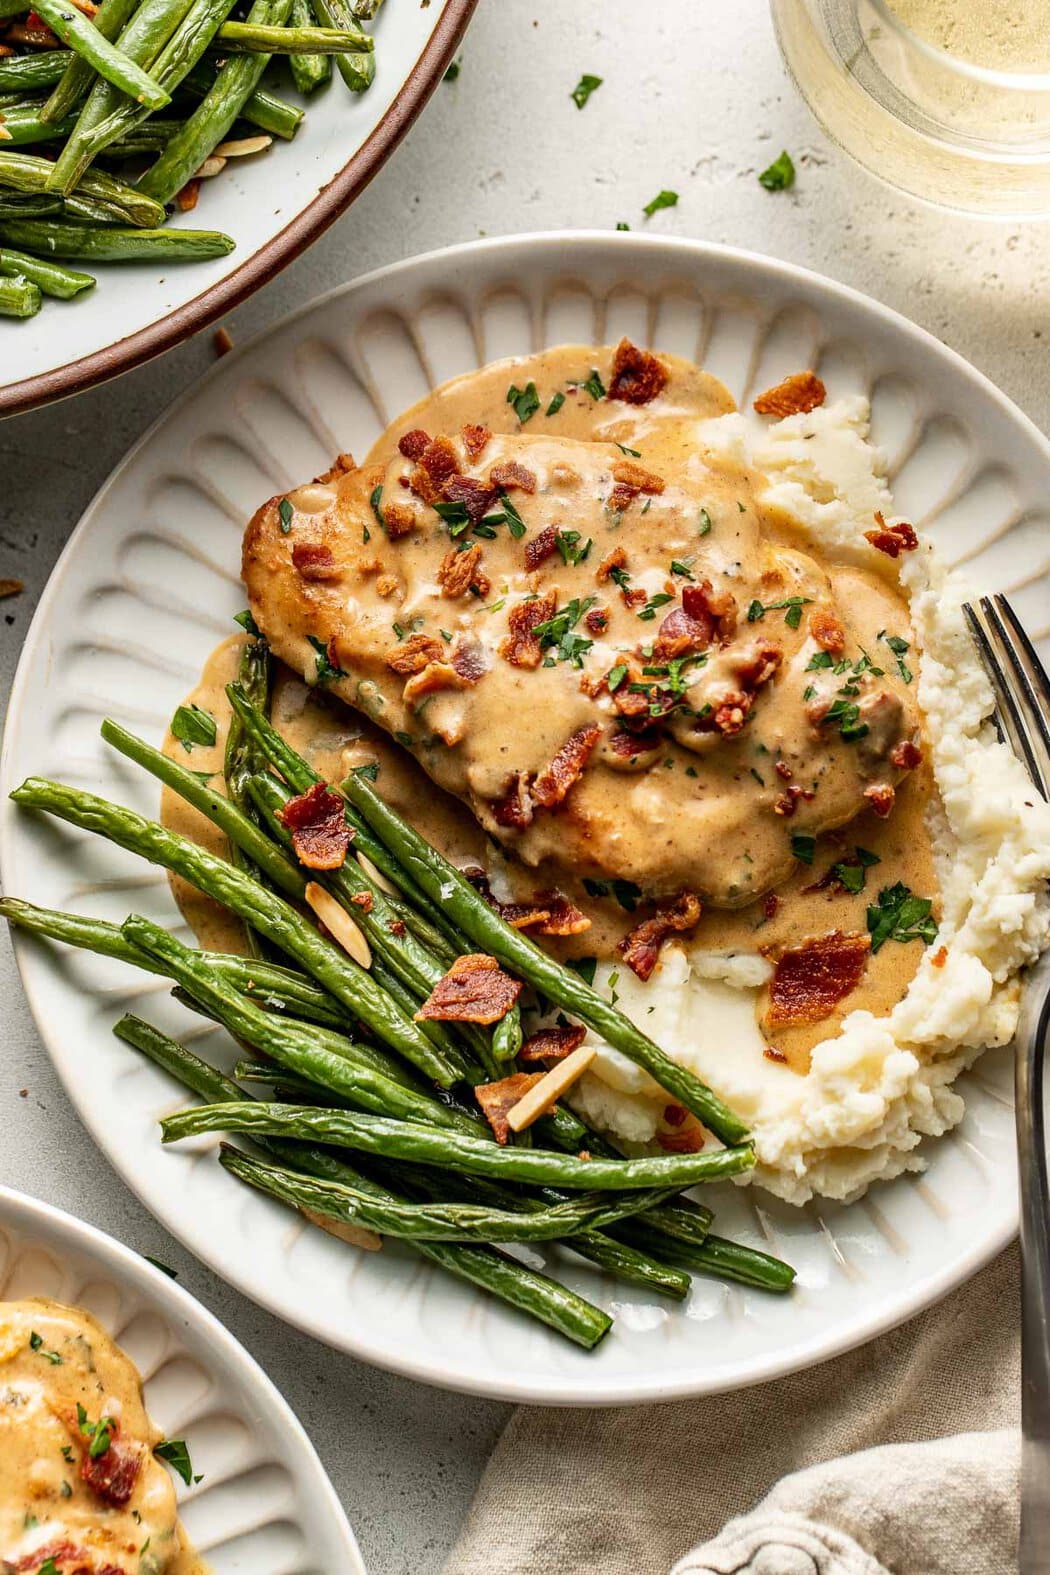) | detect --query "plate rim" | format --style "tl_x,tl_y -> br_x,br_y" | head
0,1181 -> 366,1569
0,0 -> 478,422
1,230 -> 1036,1405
